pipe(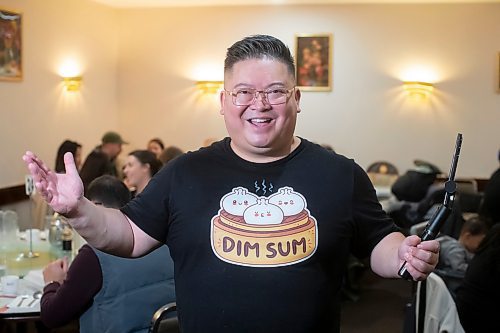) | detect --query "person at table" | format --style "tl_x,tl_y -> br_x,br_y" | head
123,150 -> 162,196
24,34 -> 439,333
147,138 -> 165,159
40,175 -> 175,333
158,145 -> 184,166
79,131 -> 128,193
